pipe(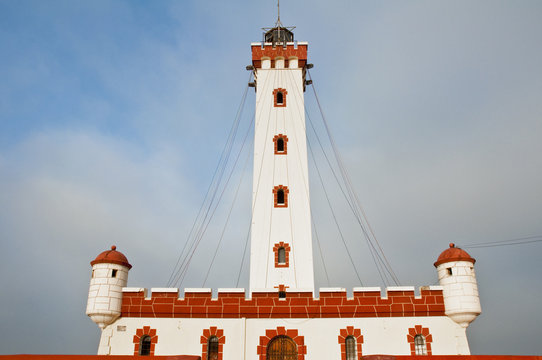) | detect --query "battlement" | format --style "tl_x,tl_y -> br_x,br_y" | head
121,286 -> 444,319
251,43 -> 308,69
